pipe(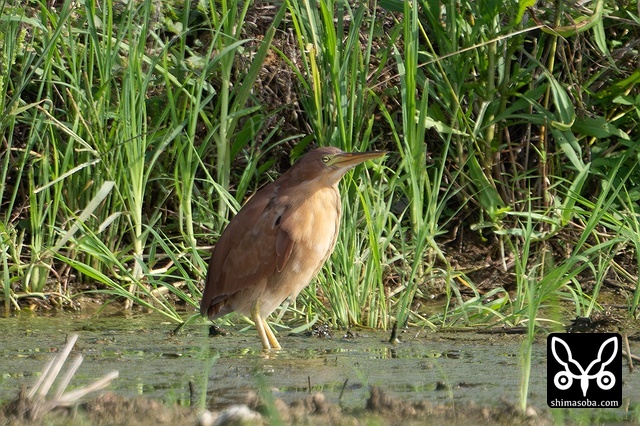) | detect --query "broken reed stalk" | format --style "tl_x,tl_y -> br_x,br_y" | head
12,334 -> 119,421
